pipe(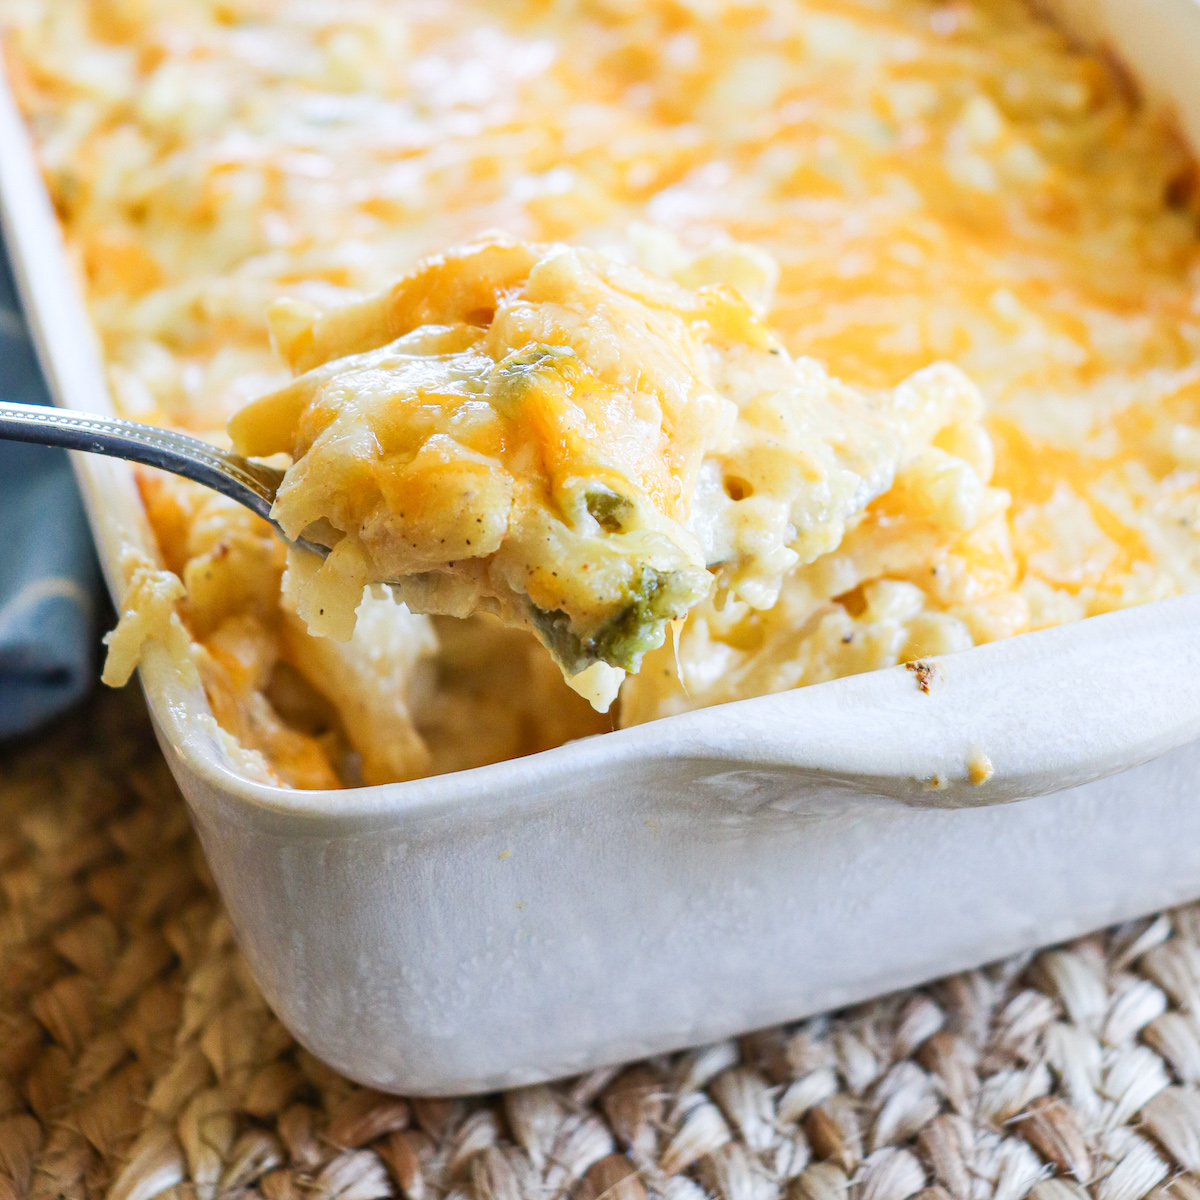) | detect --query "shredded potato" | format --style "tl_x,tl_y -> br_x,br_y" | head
5,0 -> 1200,783
102,549 -> 195,689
